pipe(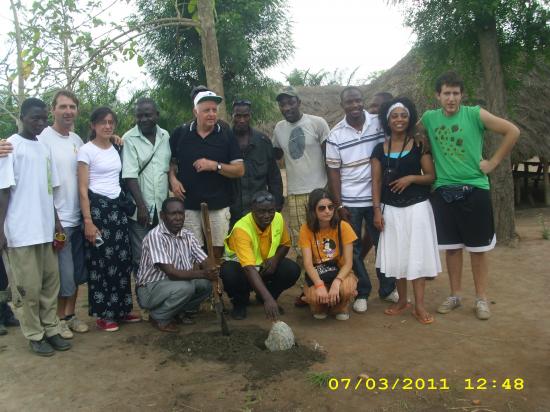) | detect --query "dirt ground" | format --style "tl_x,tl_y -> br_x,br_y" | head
1,208 -> 549,412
